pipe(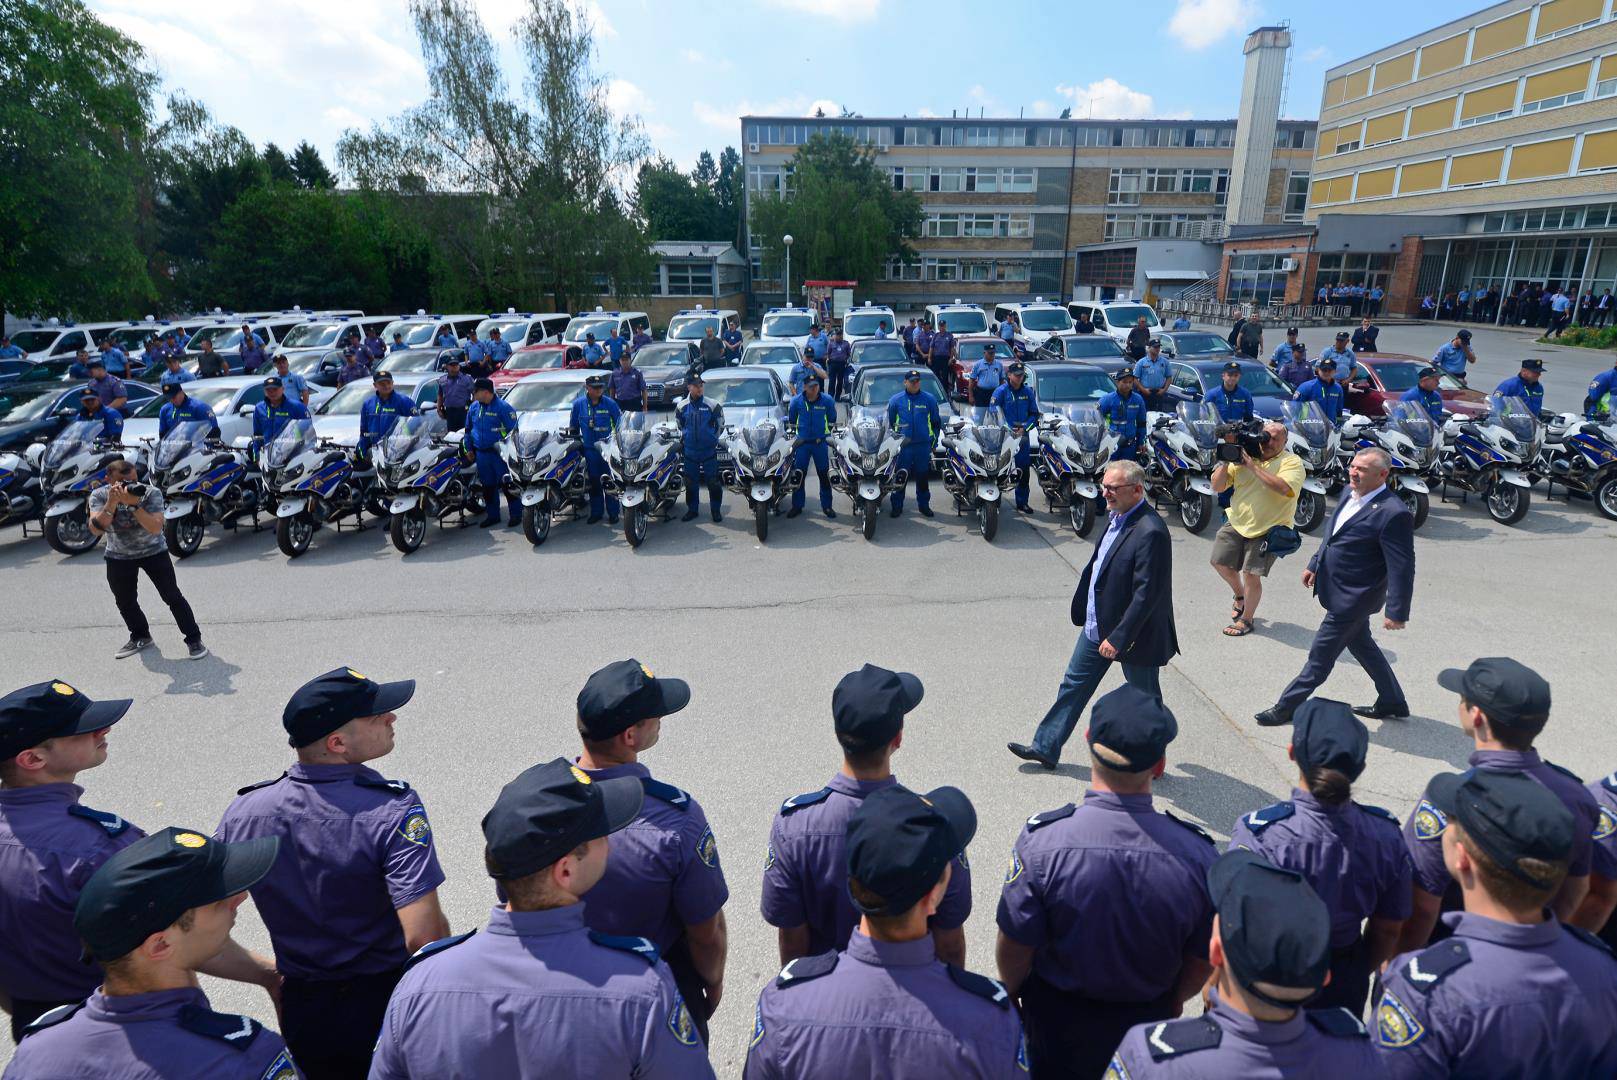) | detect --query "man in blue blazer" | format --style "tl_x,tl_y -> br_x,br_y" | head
1010,459 -> 1179,767
1256,447 -> 1415,727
